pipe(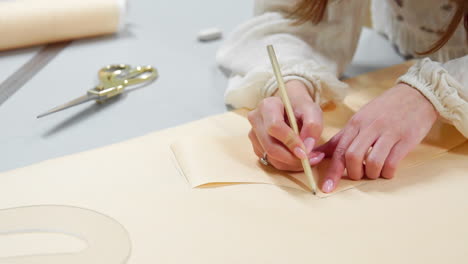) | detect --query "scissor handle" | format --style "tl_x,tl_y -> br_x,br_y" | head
98,64 -> 132,87
92,64 -> 158,99
113,65 -> 159,86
